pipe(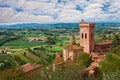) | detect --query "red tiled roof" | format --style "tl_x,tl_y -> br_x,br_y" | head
98,55 -> 104,59
91,52 -> 98,58
21,63 -> 40,73
63,44 -> 84,51
95,40 -> 112,46
85,66 -> 94,71
96,59 -> 104,63
91,62 -> 99,67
